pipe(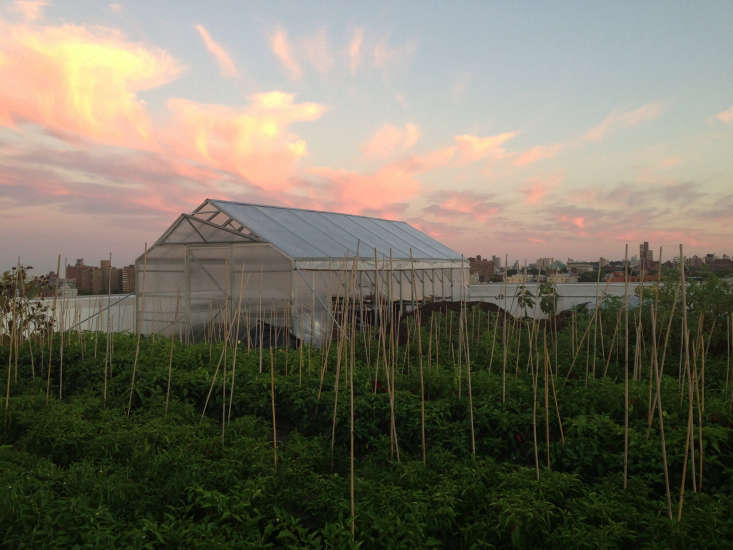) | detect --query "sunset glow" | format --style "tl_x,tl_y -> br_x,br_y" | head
1,0 -> 731,271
